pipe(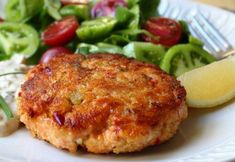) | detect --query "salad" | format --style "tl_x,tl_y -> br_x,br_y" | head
0,0 -> 216,77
